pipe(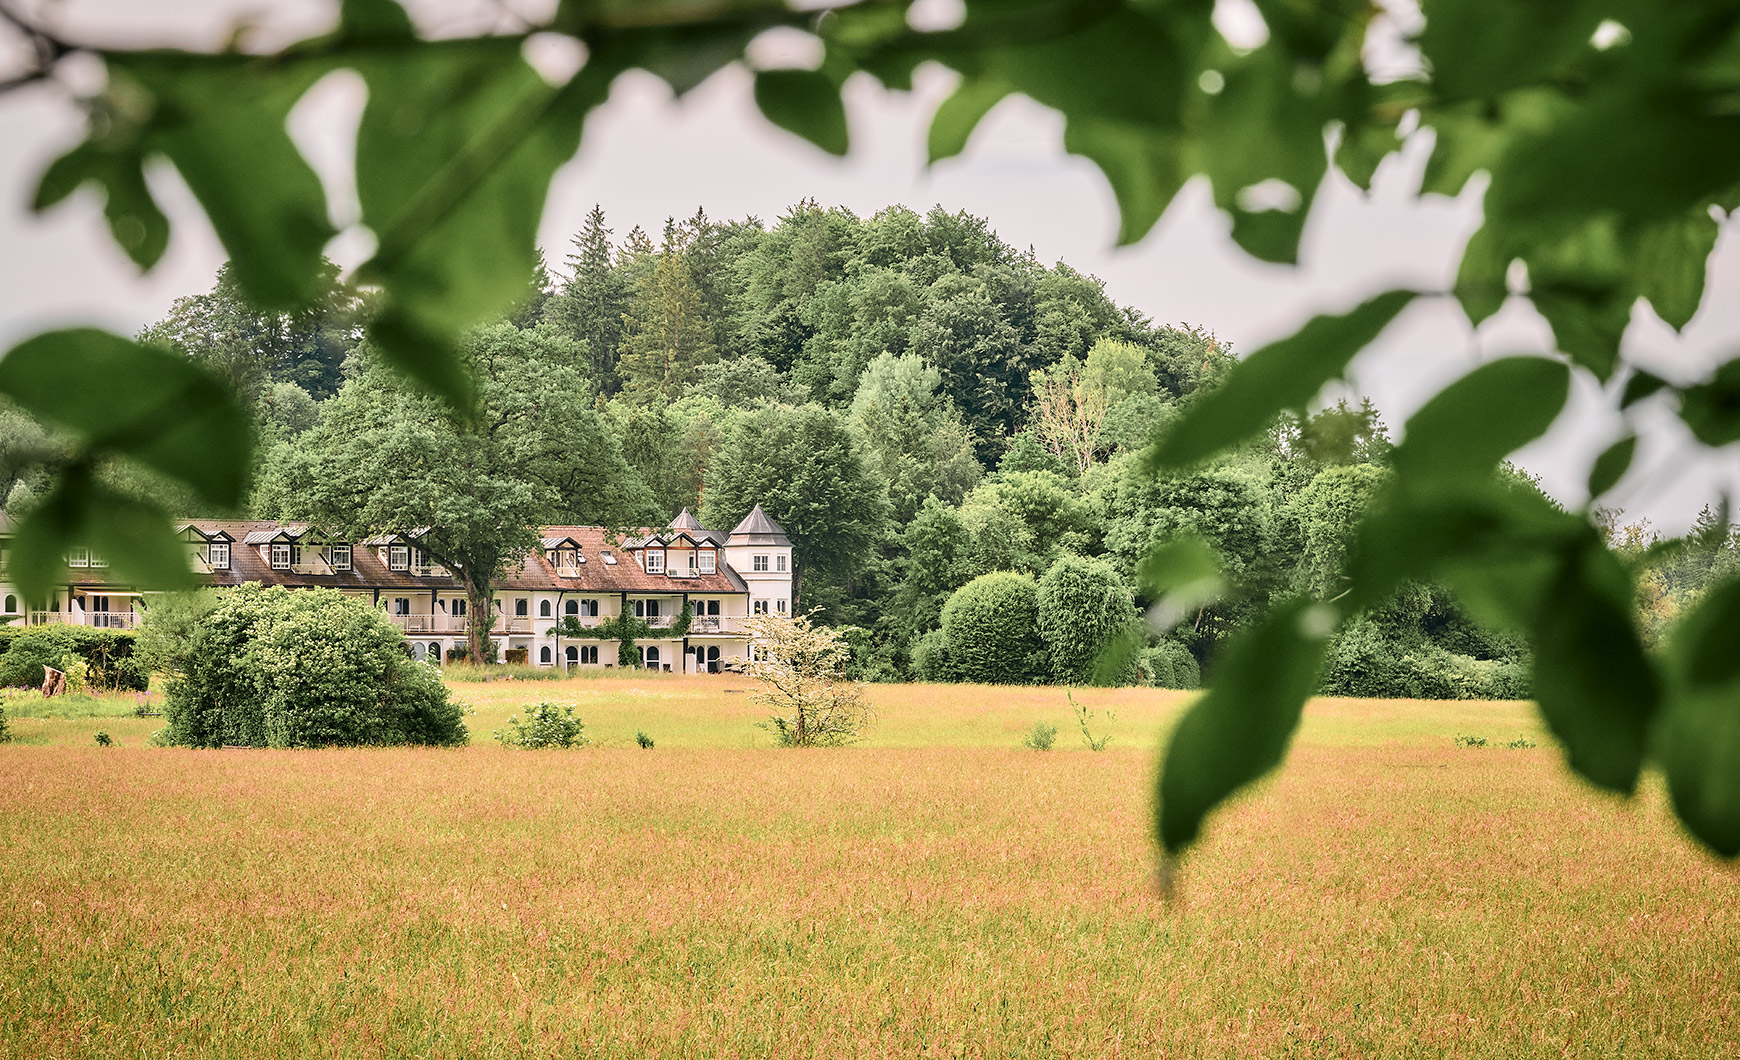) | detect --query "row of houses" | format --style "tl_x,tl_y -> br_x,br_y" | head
0,506 -> 796,673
